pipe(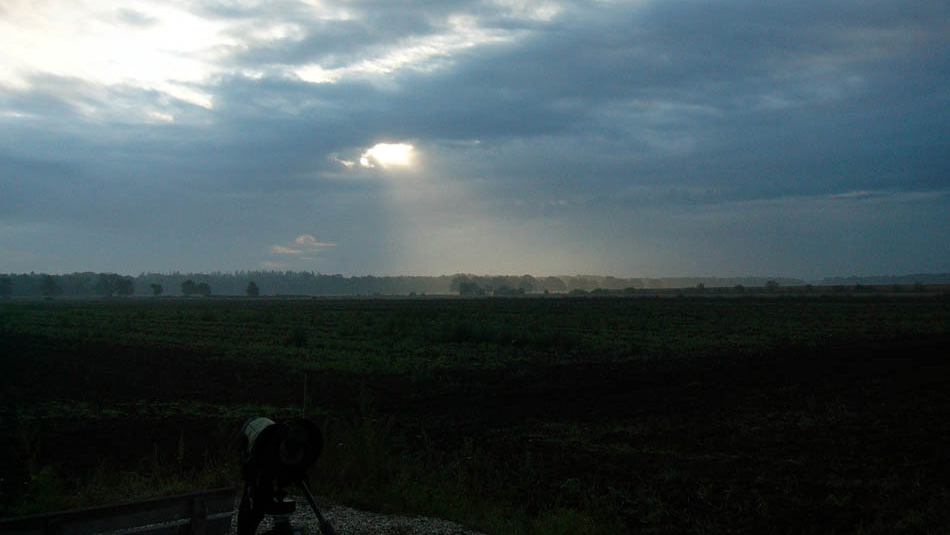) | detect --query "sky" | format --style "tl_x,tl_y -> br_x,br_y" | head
1,0 -> 947,279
